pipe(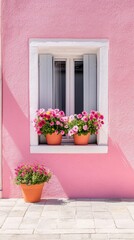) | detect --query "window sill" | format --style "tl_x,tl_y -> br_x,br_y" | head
30,144 -> 108,154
